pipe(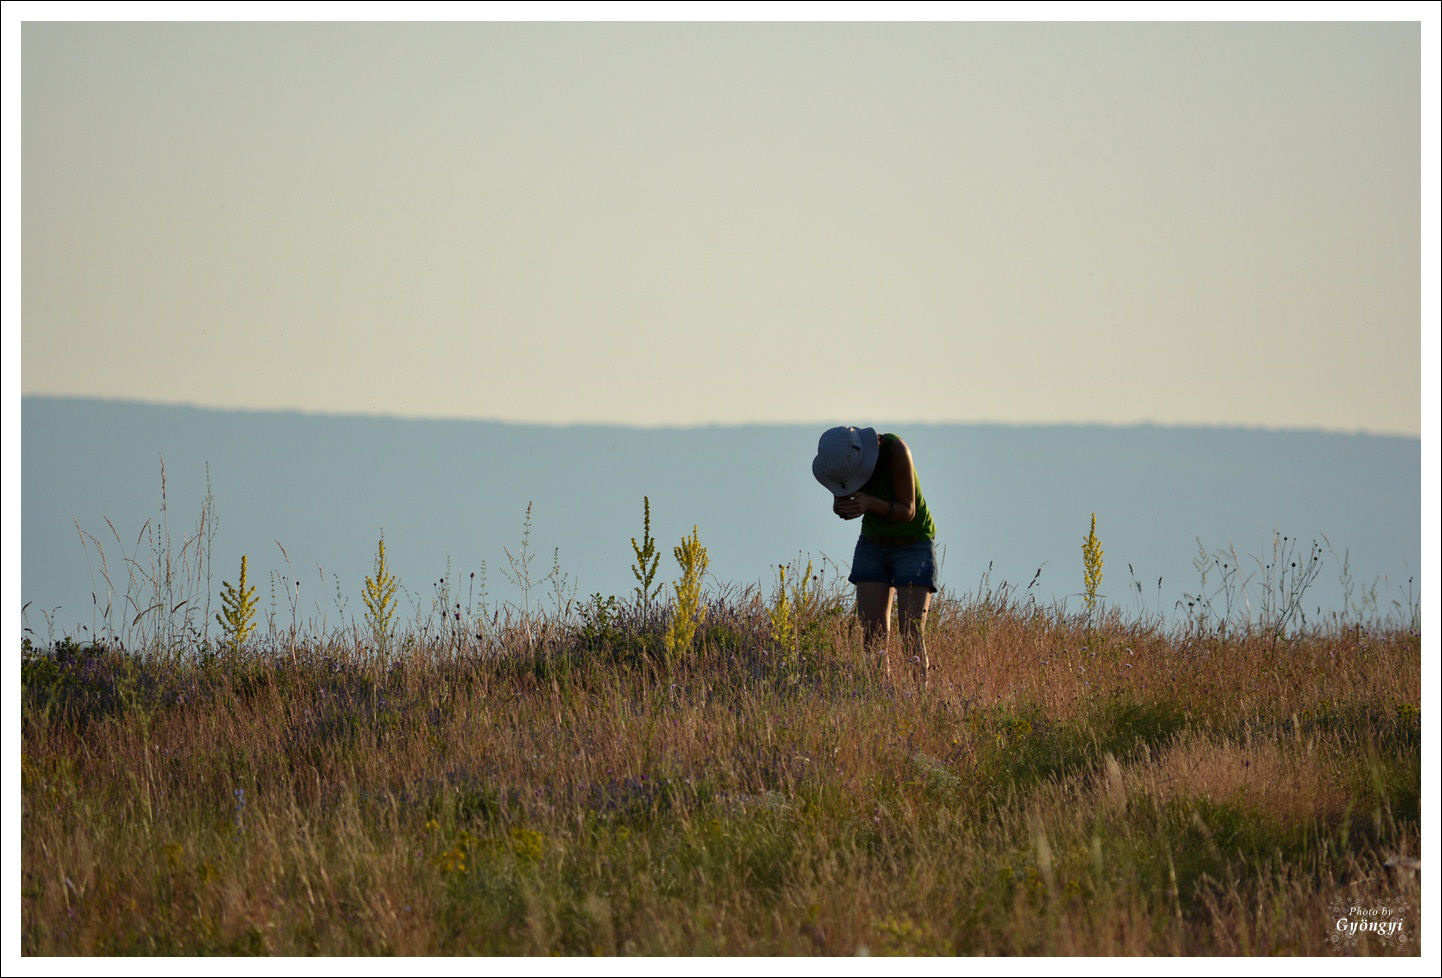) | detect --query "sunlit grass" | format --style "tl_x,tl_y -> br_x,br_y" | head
21,580 -> 1420,955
